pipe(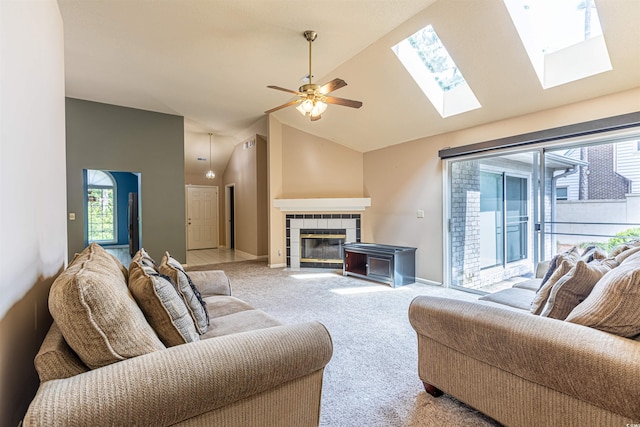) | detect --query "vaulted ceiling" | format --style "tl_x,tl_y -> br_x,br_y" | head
58,0 -> 640,177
